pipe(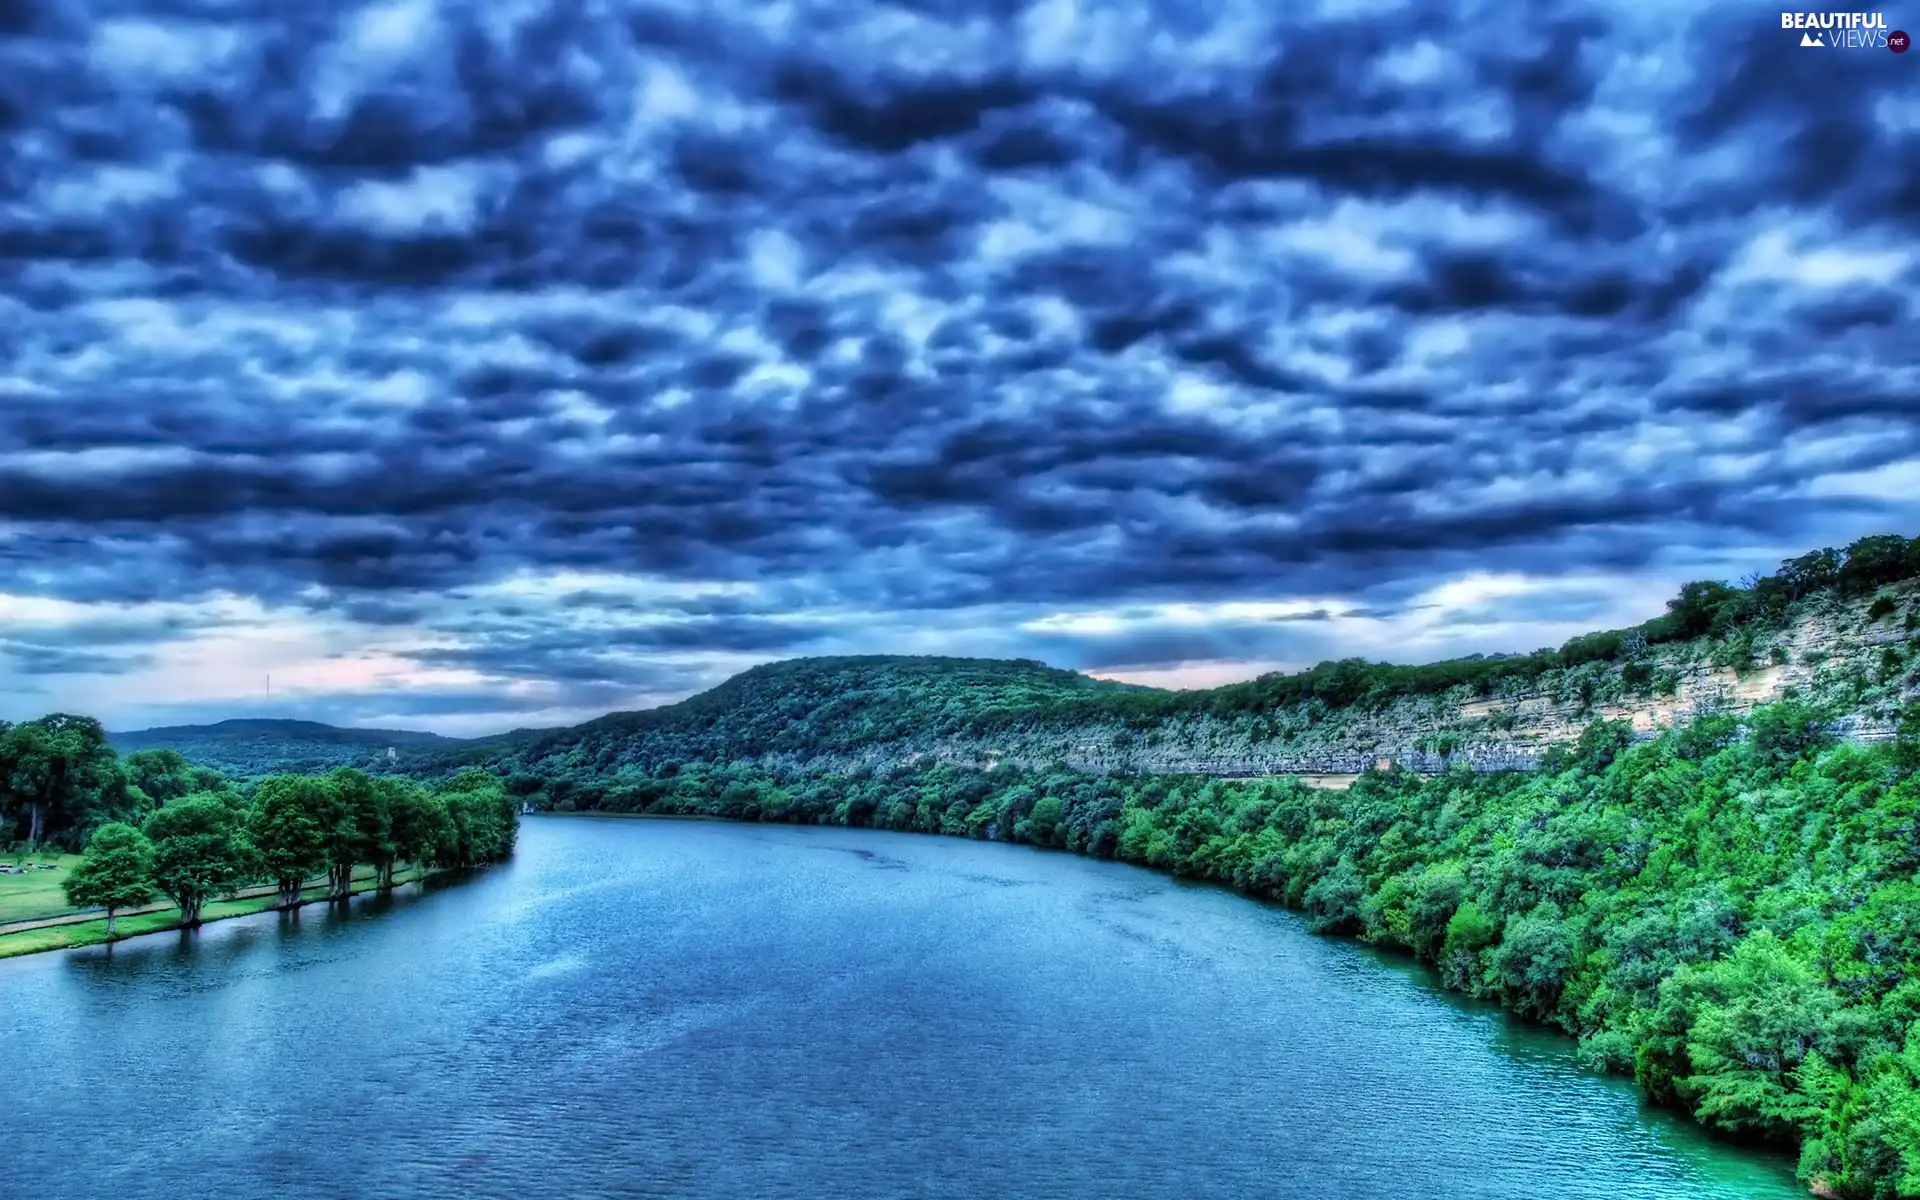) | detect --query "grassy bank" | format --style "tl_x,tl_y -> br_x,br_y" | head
0,854 -> 84,922
0,865 -> 435,959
